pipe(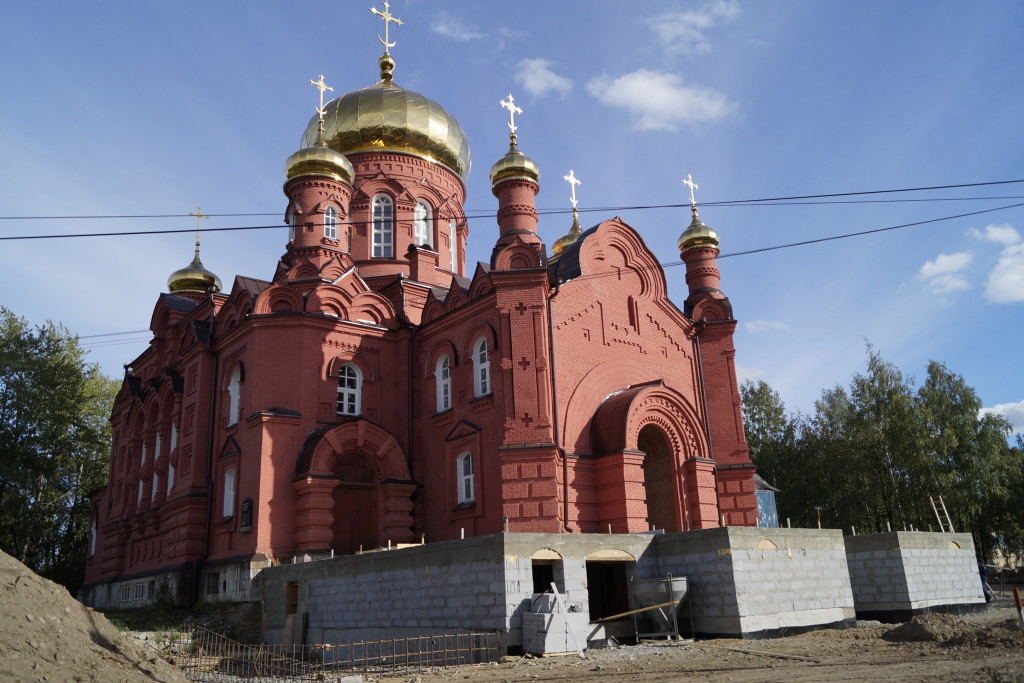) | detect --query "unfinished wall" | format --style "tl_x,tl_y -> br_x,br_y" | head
650,527 -> 856,638
845,531 -> 985,621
